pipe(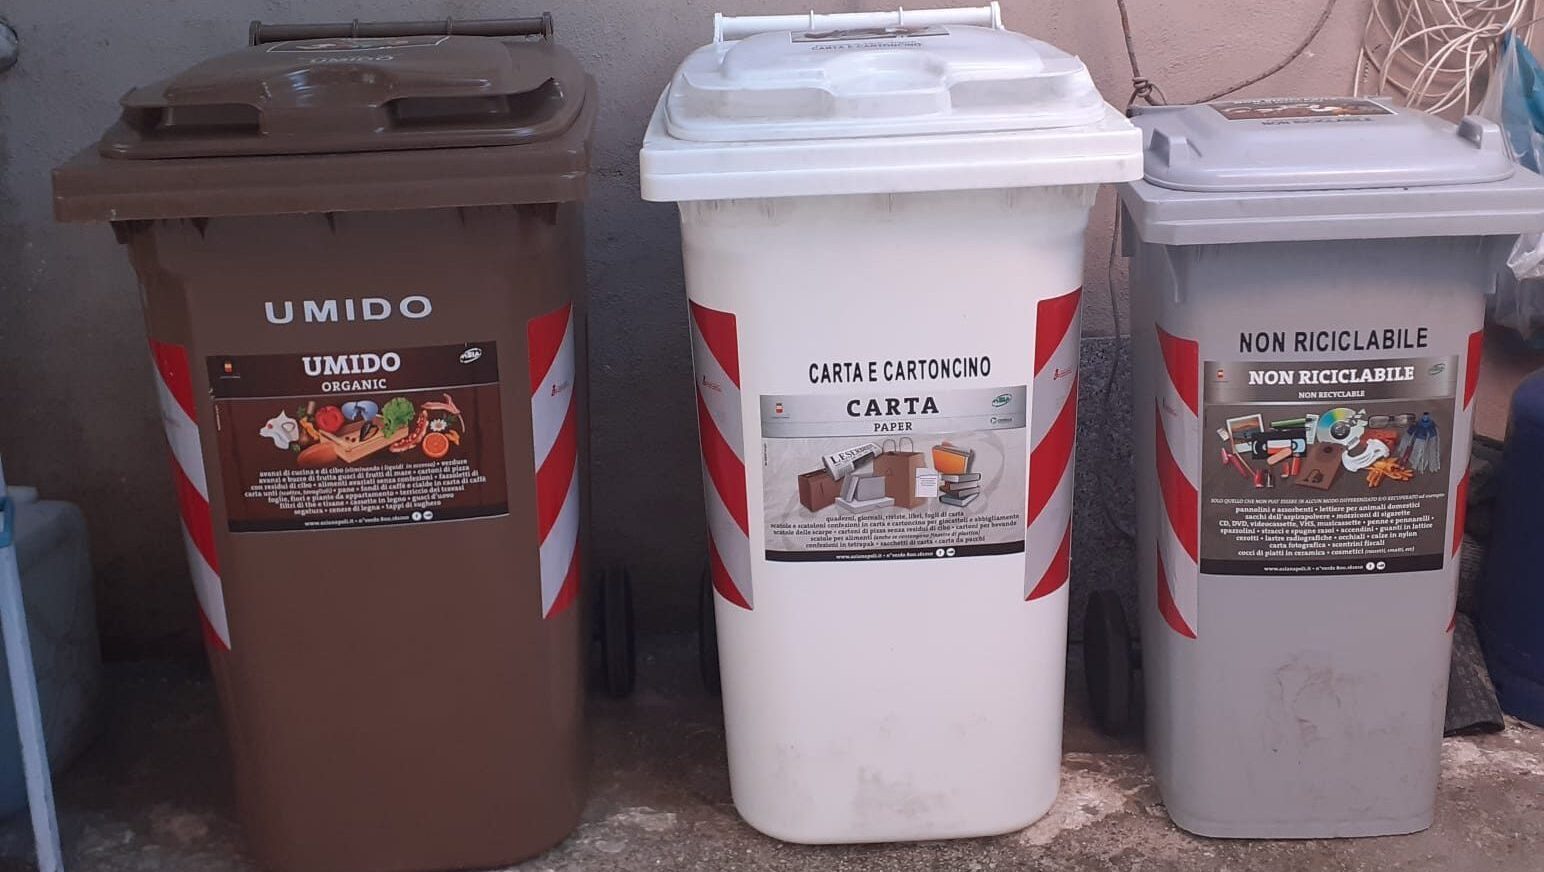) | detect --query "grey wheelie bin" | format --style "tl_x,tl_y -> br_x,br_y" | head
1095,97 -> 1544,838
